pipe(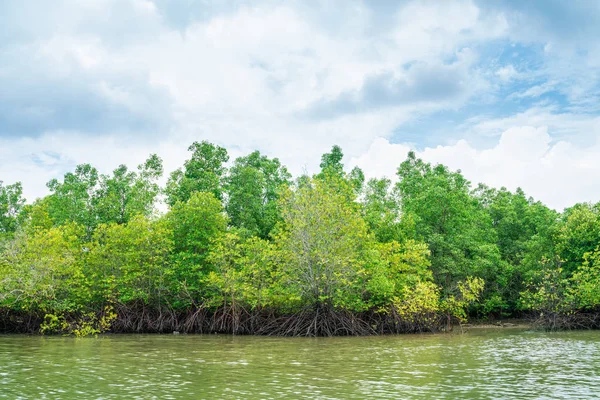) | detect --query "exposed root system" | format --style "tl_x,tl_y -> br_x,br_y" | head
4,306 -> 599,336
